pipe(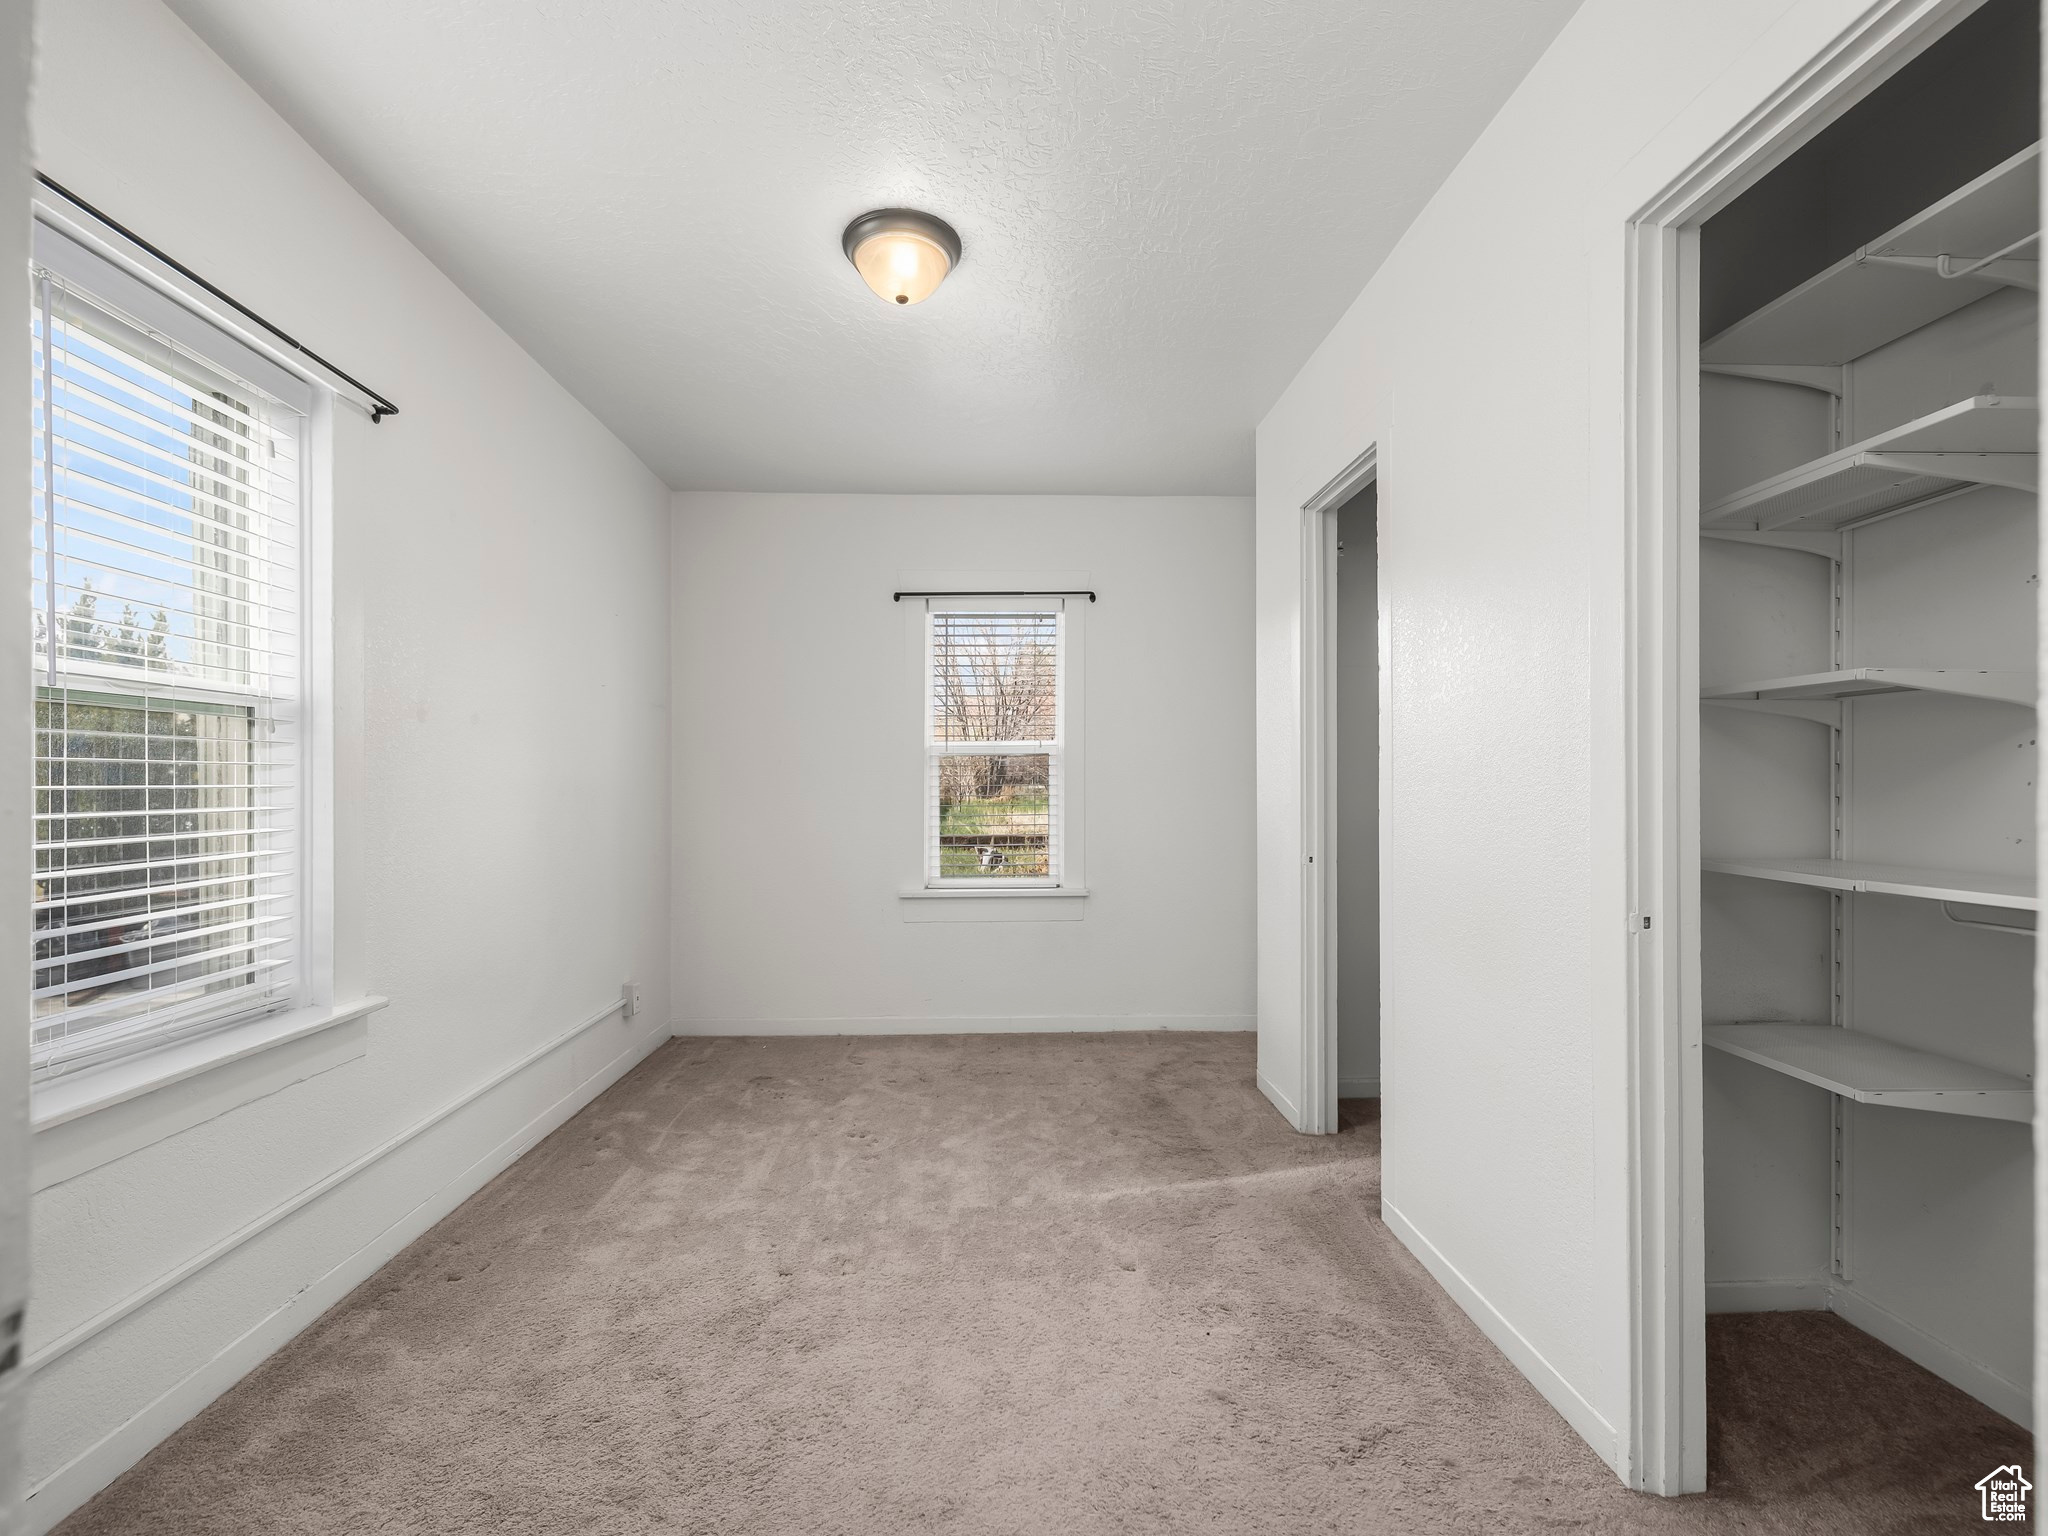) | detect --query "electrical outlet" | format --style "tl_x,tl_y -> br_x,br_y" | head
621,980 -> 641,1020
